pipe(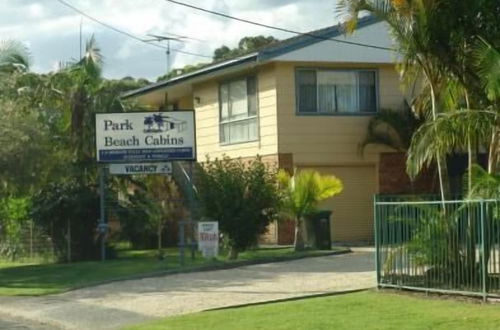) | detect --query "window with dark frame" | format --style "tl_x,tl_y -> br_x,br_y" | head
219,76 -> 258,144
296,69 -> 377,114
